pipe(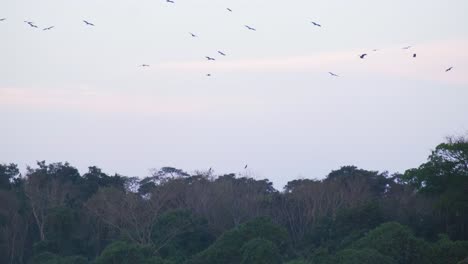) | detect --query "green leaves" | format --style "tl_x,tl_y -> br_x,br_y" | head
94,241 -> 161,264
351,222 -> 431,264
241,238 -> 282,264
189,217 -> 289,264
